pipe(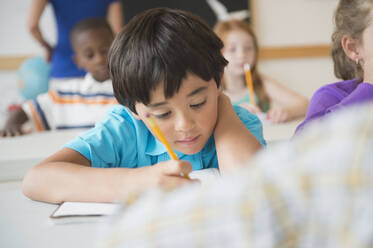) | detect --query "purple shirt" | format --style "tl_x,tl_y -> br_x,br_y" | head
295,79 -> 373,134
